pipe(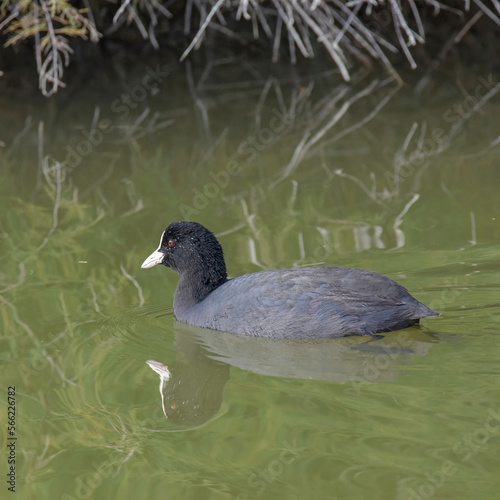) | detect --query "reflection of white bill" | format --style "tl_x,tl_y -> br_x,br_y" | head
146,360 -> 171,418
146,360 -> 171,380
